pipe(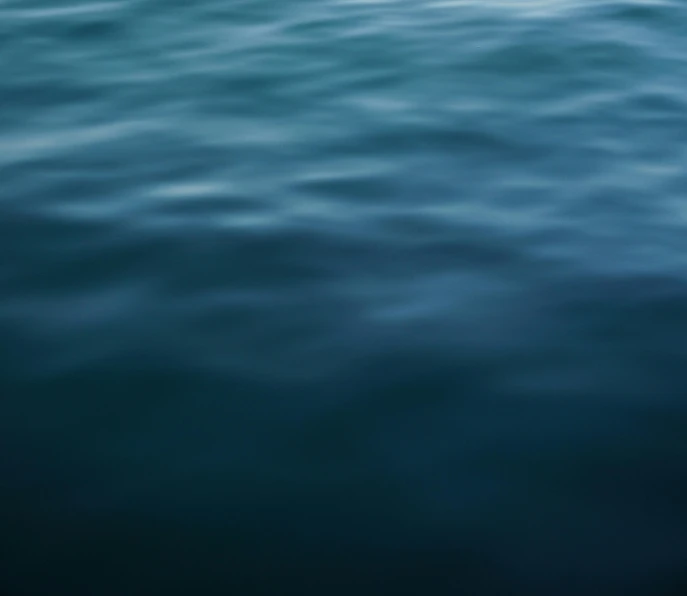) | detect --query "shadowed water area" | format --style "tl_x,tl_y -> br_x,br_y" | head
1,0 -> 687,594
